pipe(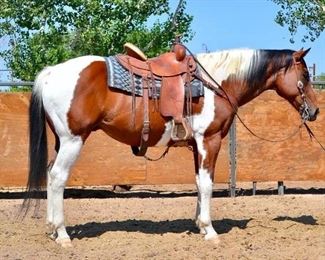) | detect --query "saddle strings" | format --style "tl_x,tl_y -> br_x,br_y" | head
185,57 -> 193,121
180,44 -> 325,148
127,57 -> 137,128
148,63 -> 159,111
